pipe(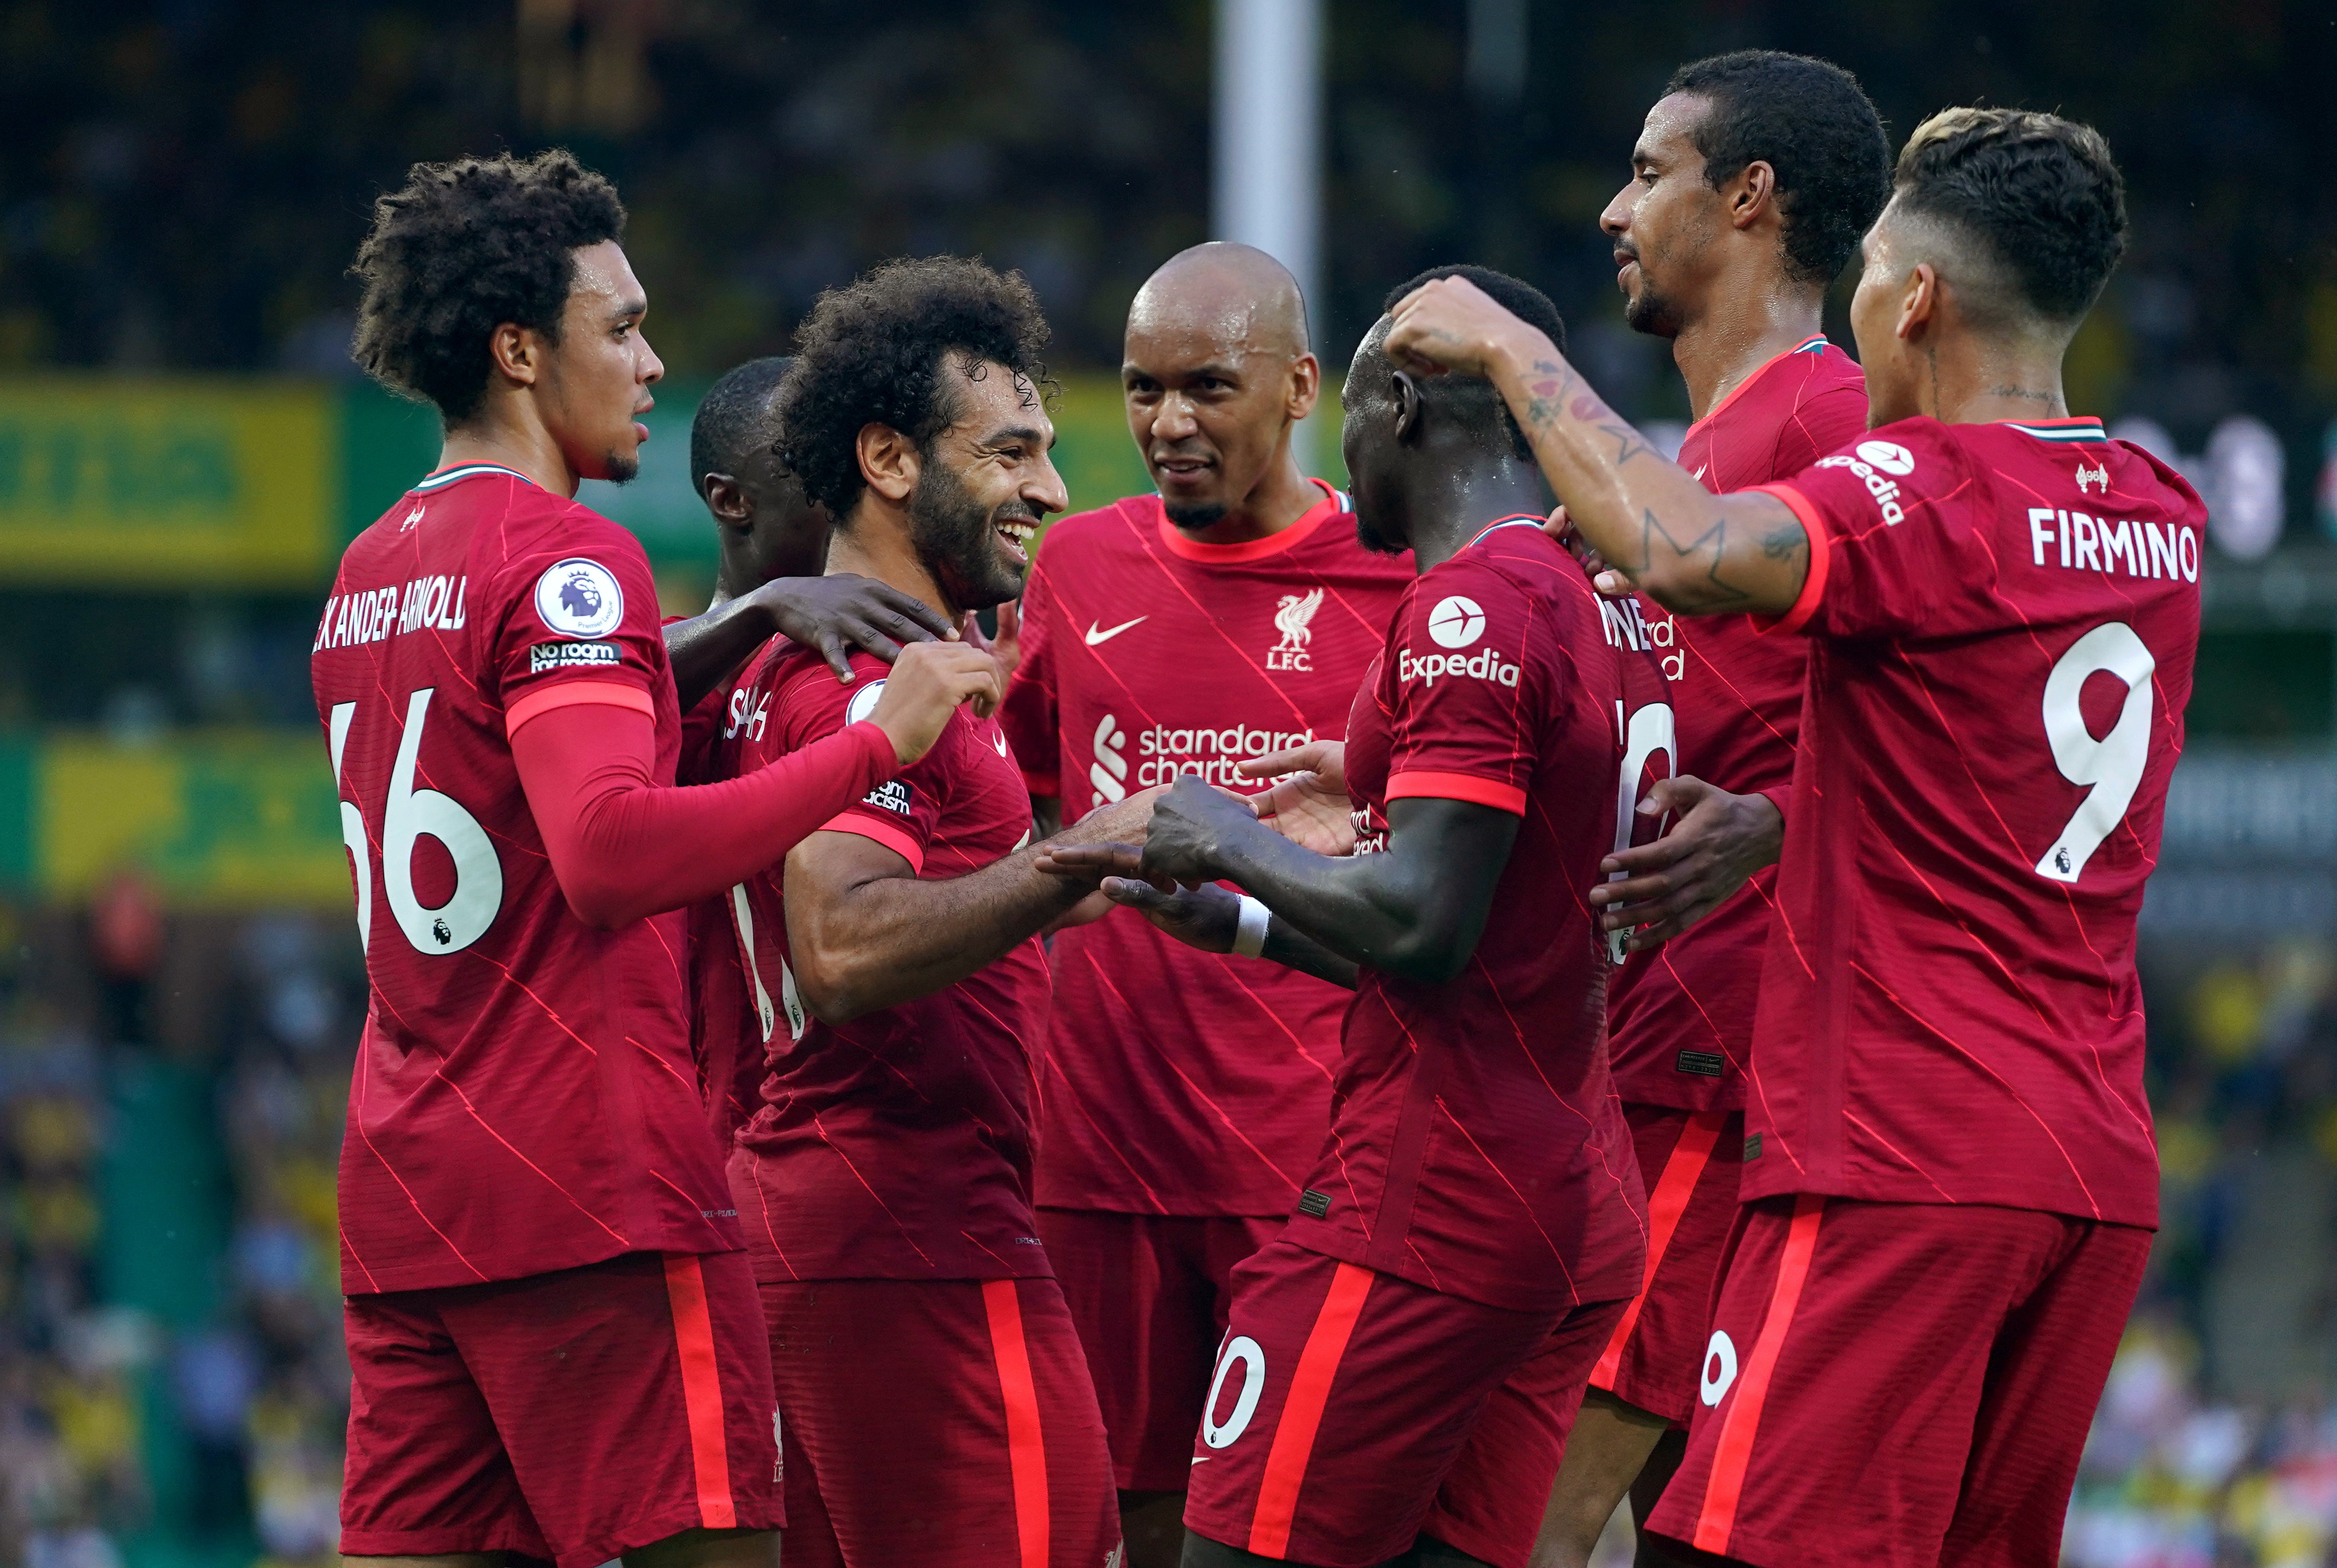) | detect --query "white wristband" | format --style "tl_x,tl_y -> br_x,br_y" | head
1232,895 -> 1271,959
